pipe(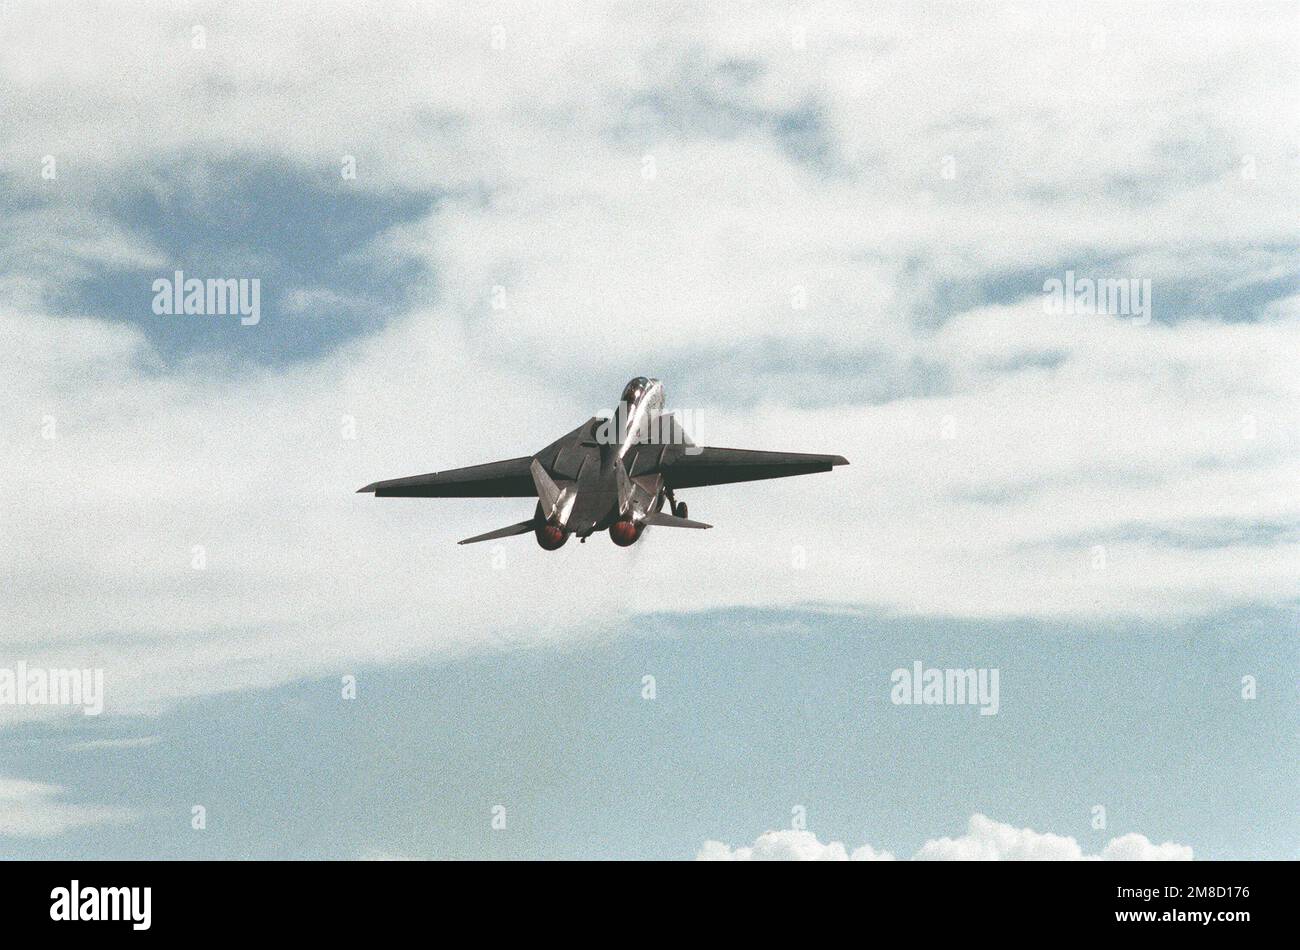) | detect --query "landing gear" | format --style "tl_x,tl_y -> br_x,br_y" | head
664,487 -> 687,519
